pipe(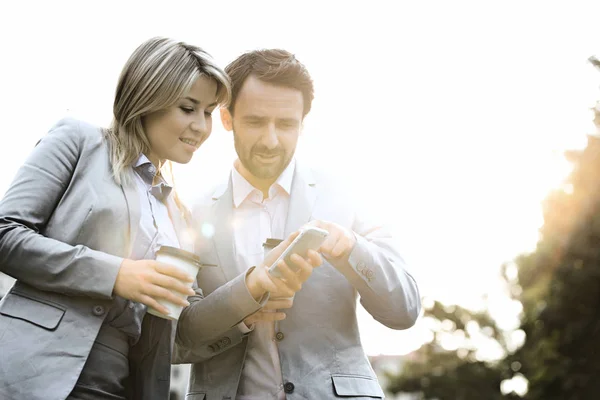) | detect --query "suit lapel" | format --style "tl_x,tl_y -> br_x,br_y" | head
209,164 -> 317,280
121,171 -> 141,256
212,175 -> 238,282
284,162 -> 318,236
